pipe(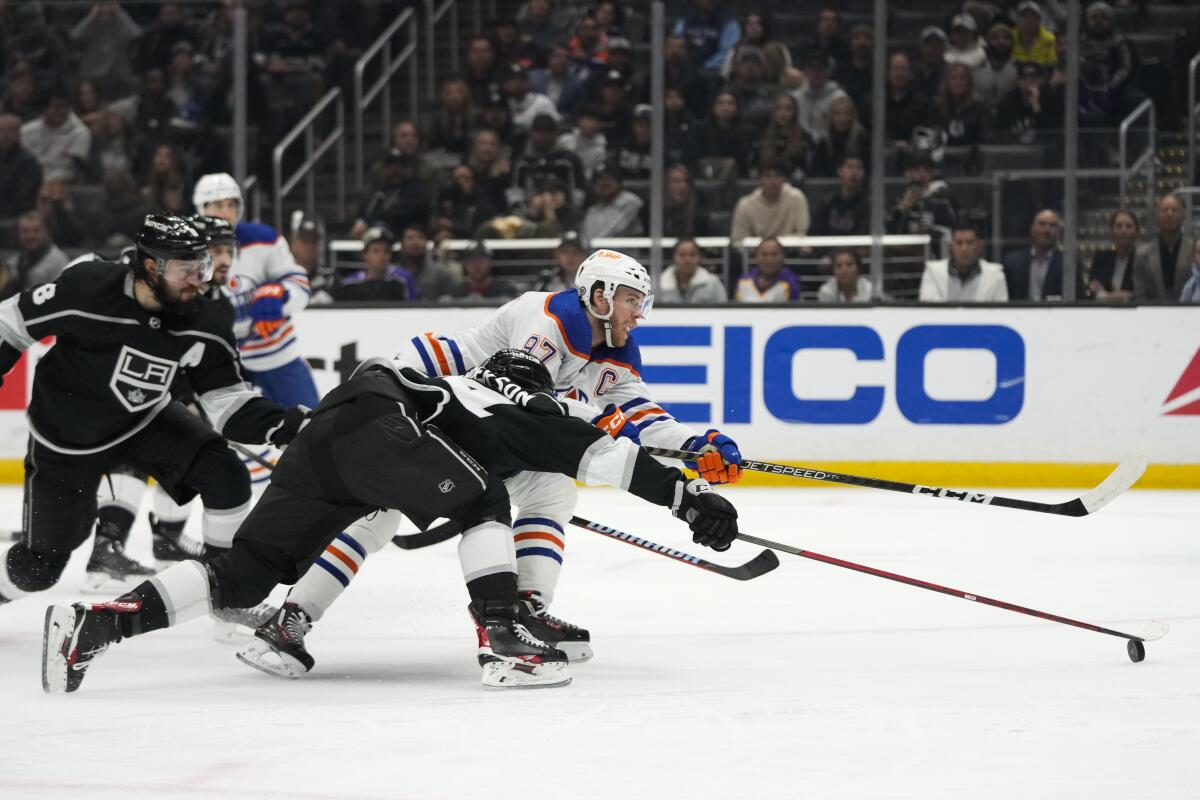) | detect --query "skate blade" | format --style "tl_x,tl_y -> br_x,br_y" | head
556,641 -> 593,664
210,617 -> 254,645
235,639 -> 307,679
481,660 -> 572,690
42,604 -> 75,693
